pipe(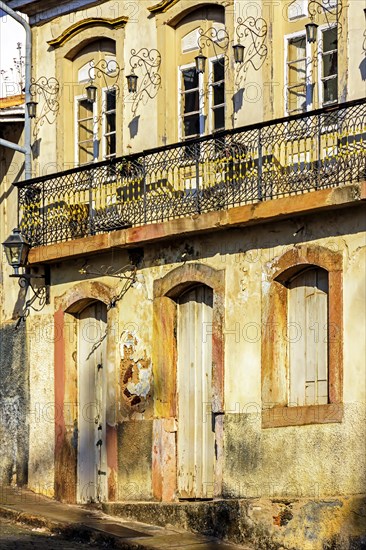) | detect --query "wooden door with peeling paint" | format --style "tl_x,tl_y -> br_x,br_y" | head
177,285 -> 215,499
77,301 -> 107,503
